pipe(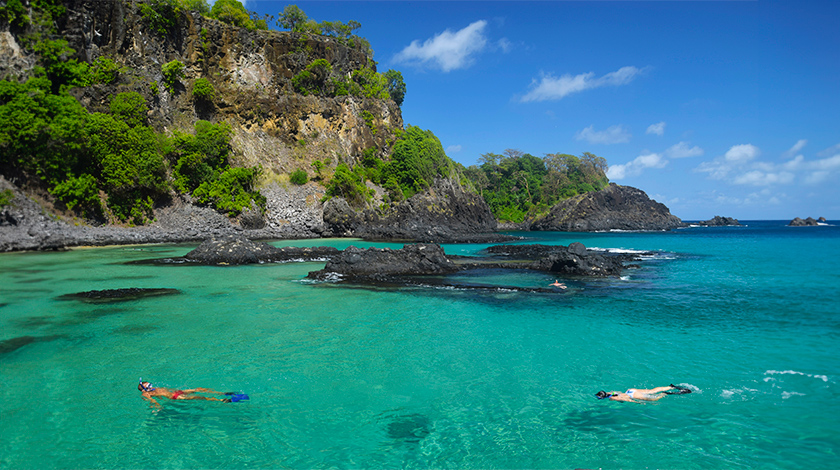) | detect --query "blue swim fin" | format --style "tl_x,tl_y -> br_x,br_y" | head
230,393 -> 249,402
